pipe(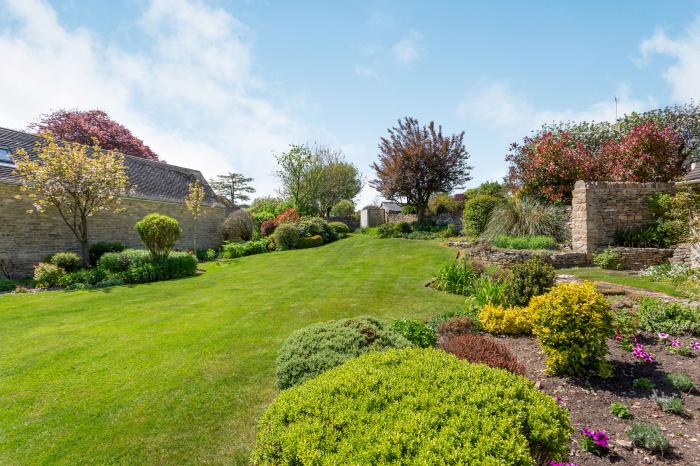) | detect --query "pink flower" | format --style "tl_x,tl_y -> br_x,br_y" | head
691,340 -> 700,351
632,343 -> 654,363
657,332 -> 669,340
671,339 -> 681,348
